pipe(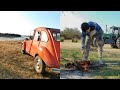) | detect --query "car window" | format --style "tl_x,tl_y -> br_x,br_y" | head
53,32 -> 60,41
57,33 -> 60,41
53,32 -> 57,40
41,30 -> 48,42
34,32 -> 41,41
